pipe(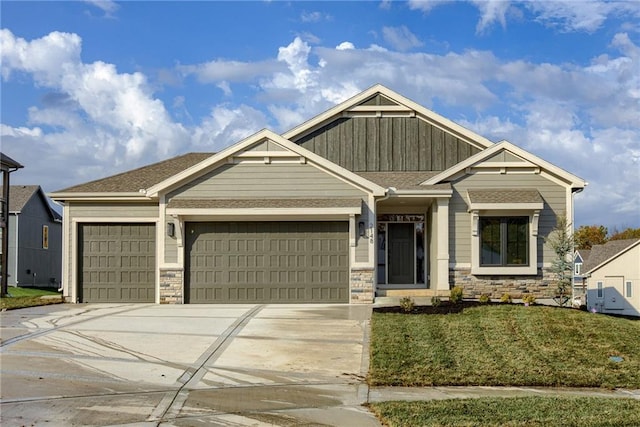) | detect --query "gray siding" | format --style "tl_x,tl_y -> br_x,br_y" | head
168,162 -> 367,199
9,195 -> 62,287
449,173 -> 566,265
68,202 -> 159,219
294,117 -> 481,172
